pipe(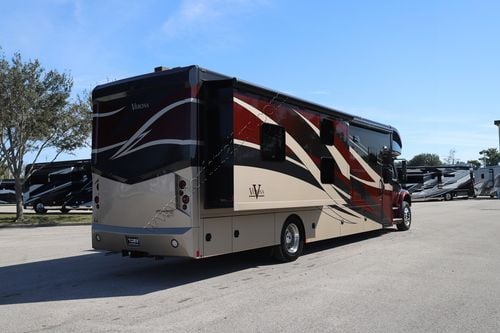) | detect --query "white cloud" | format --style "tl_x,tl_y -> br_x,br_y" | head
163,0 -> 218,38
161,0 -> 266,39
